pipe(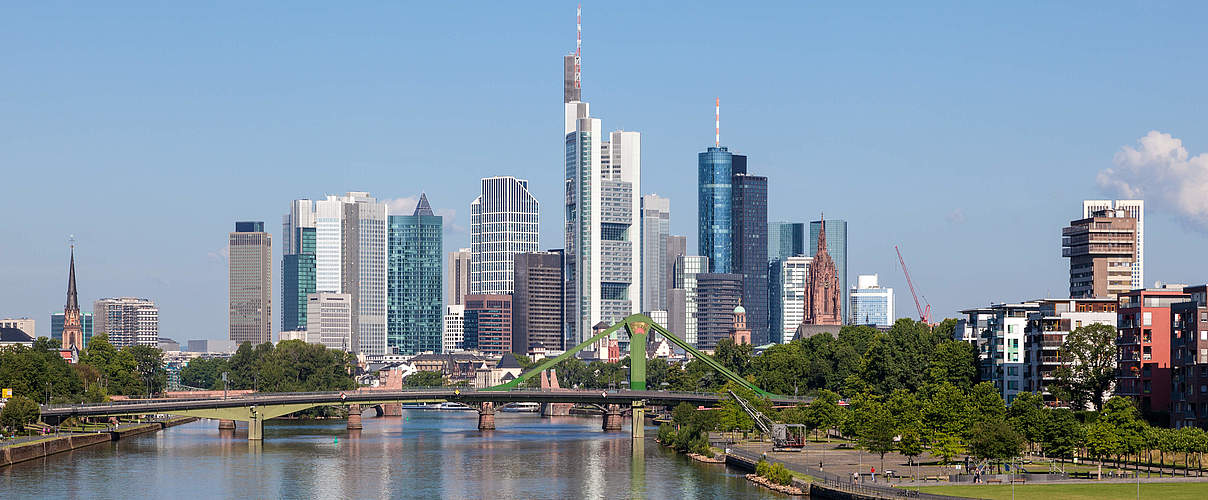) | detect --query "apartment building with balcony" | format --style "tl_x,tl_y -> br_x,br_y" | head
1062,209 -> 1137,300
961,301 -> 1040,404
1115,287 -> 1188,418
1025,298 -> 1117,407
1171,285 -> 1208,428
